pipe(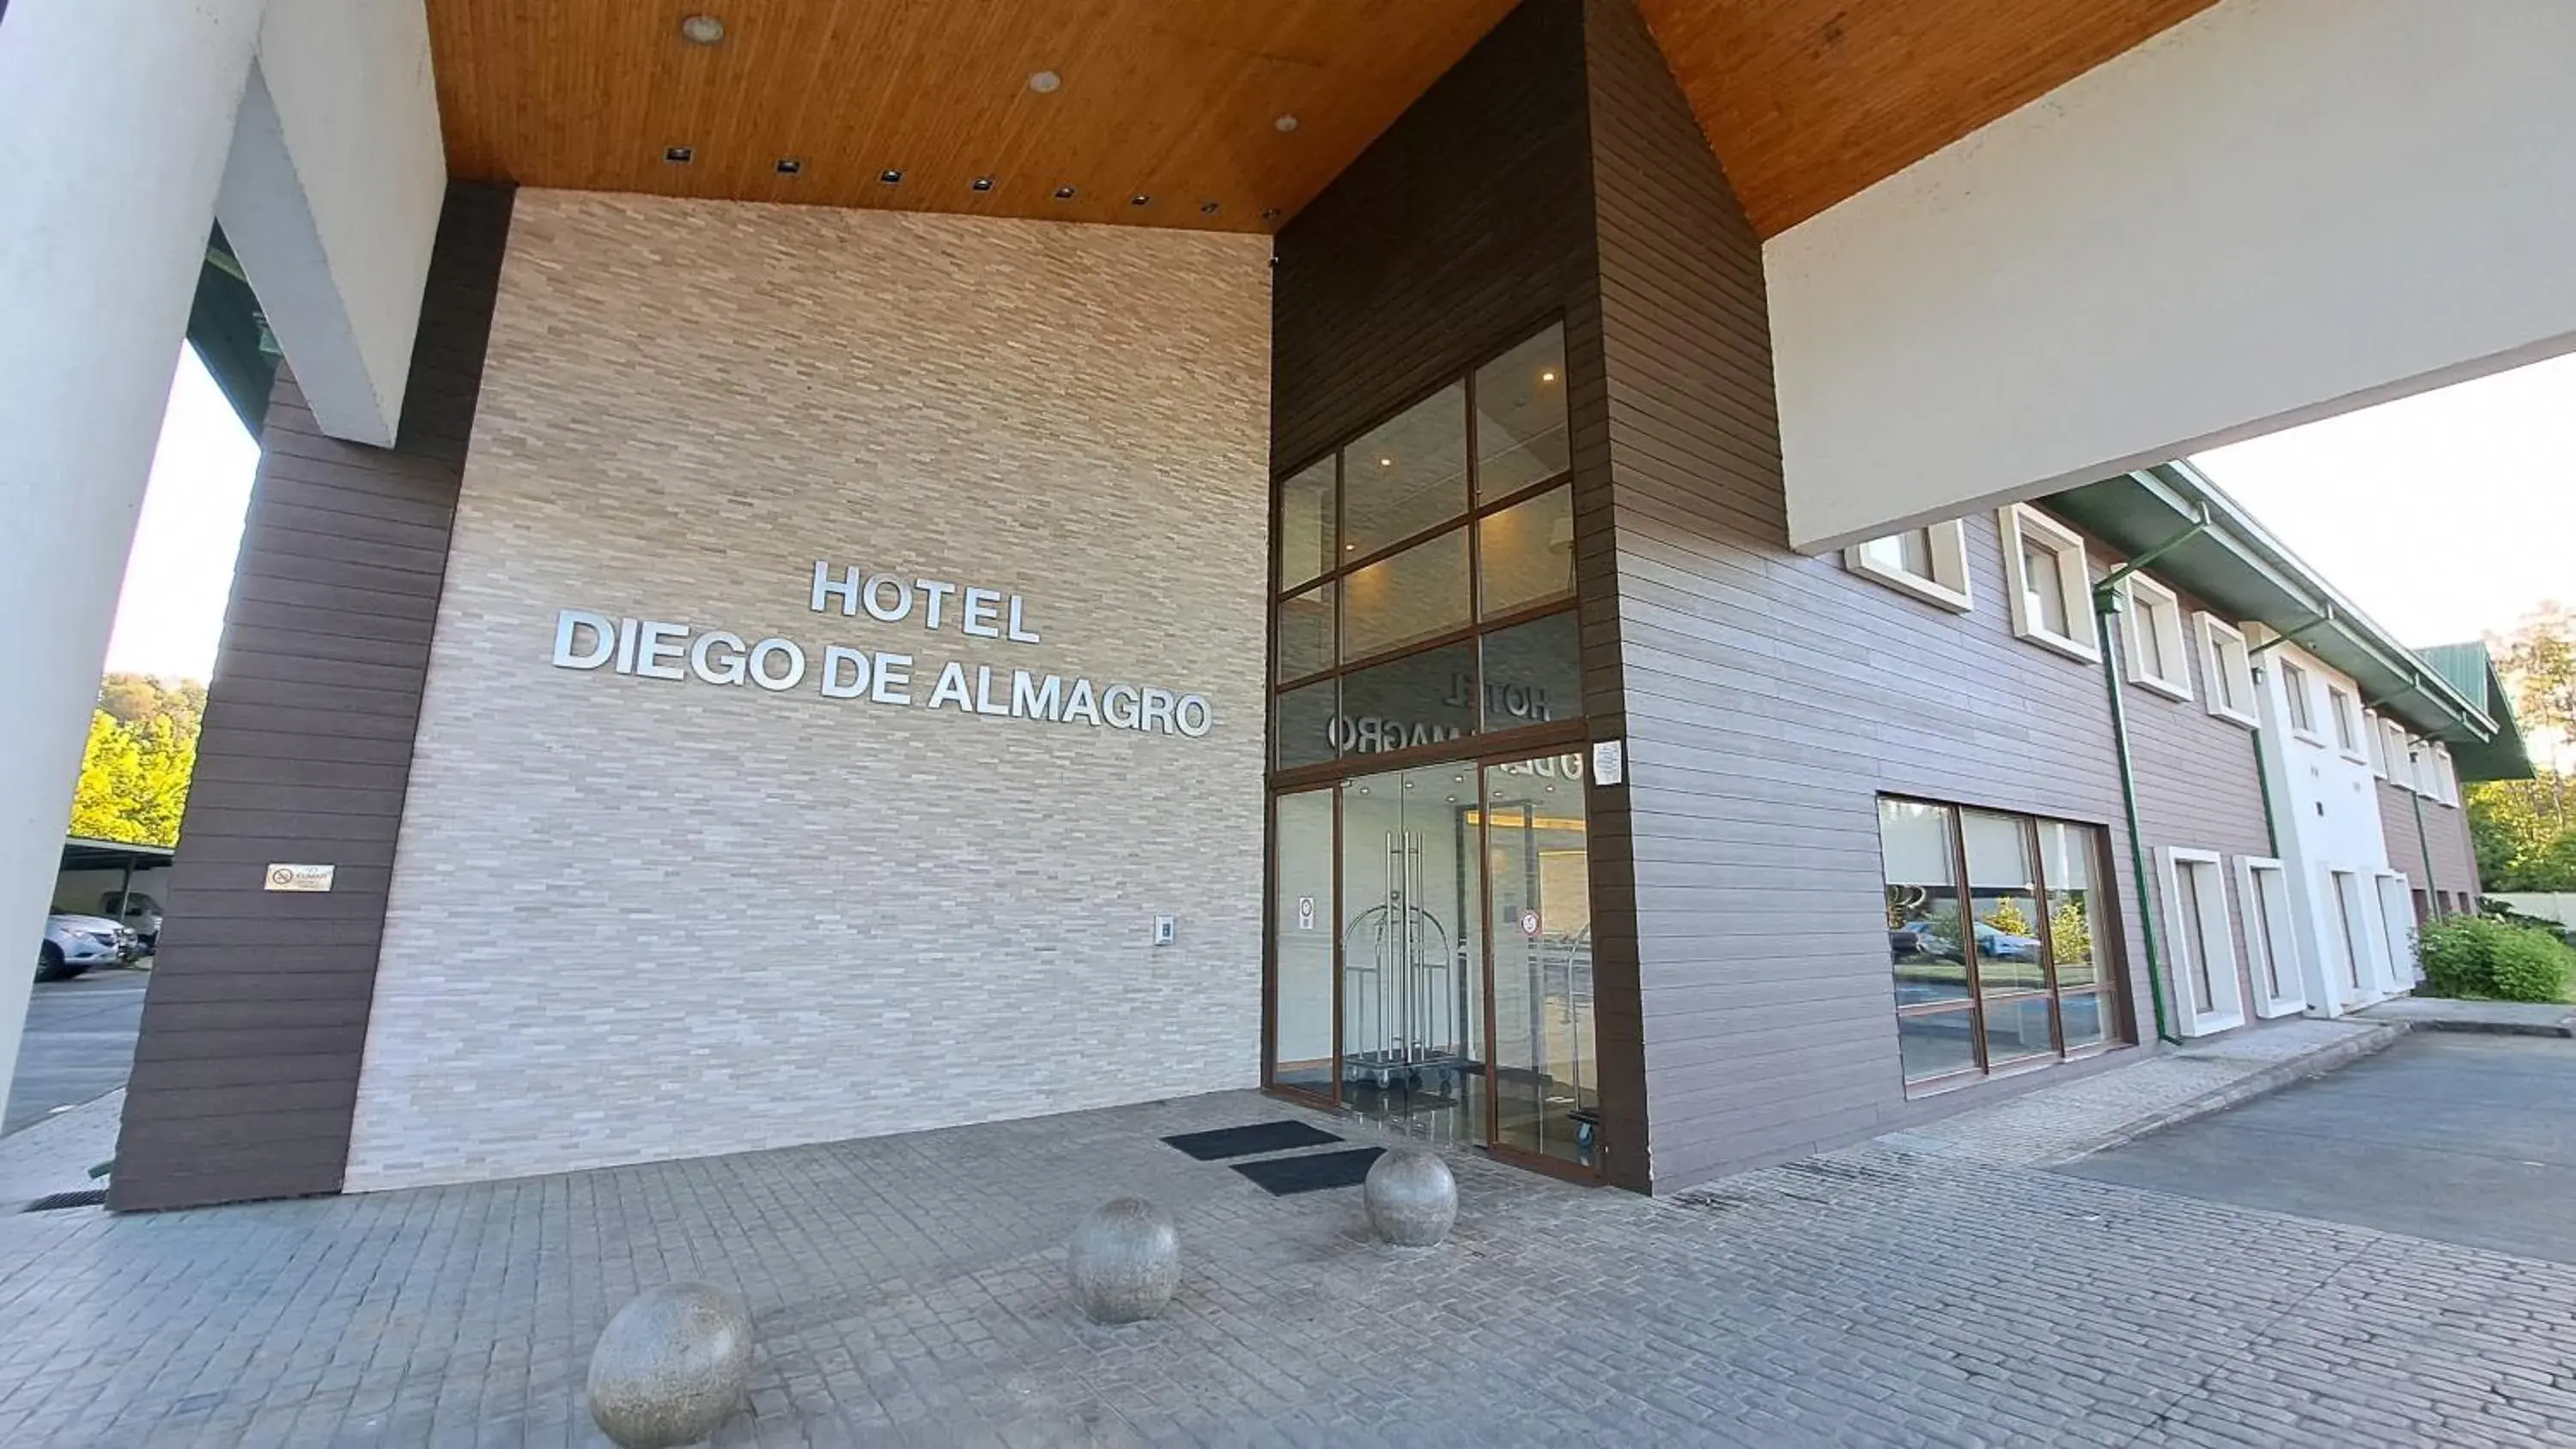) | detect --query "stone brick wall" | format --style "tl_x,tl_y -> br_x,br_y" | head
345,191 -> 1272,1190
